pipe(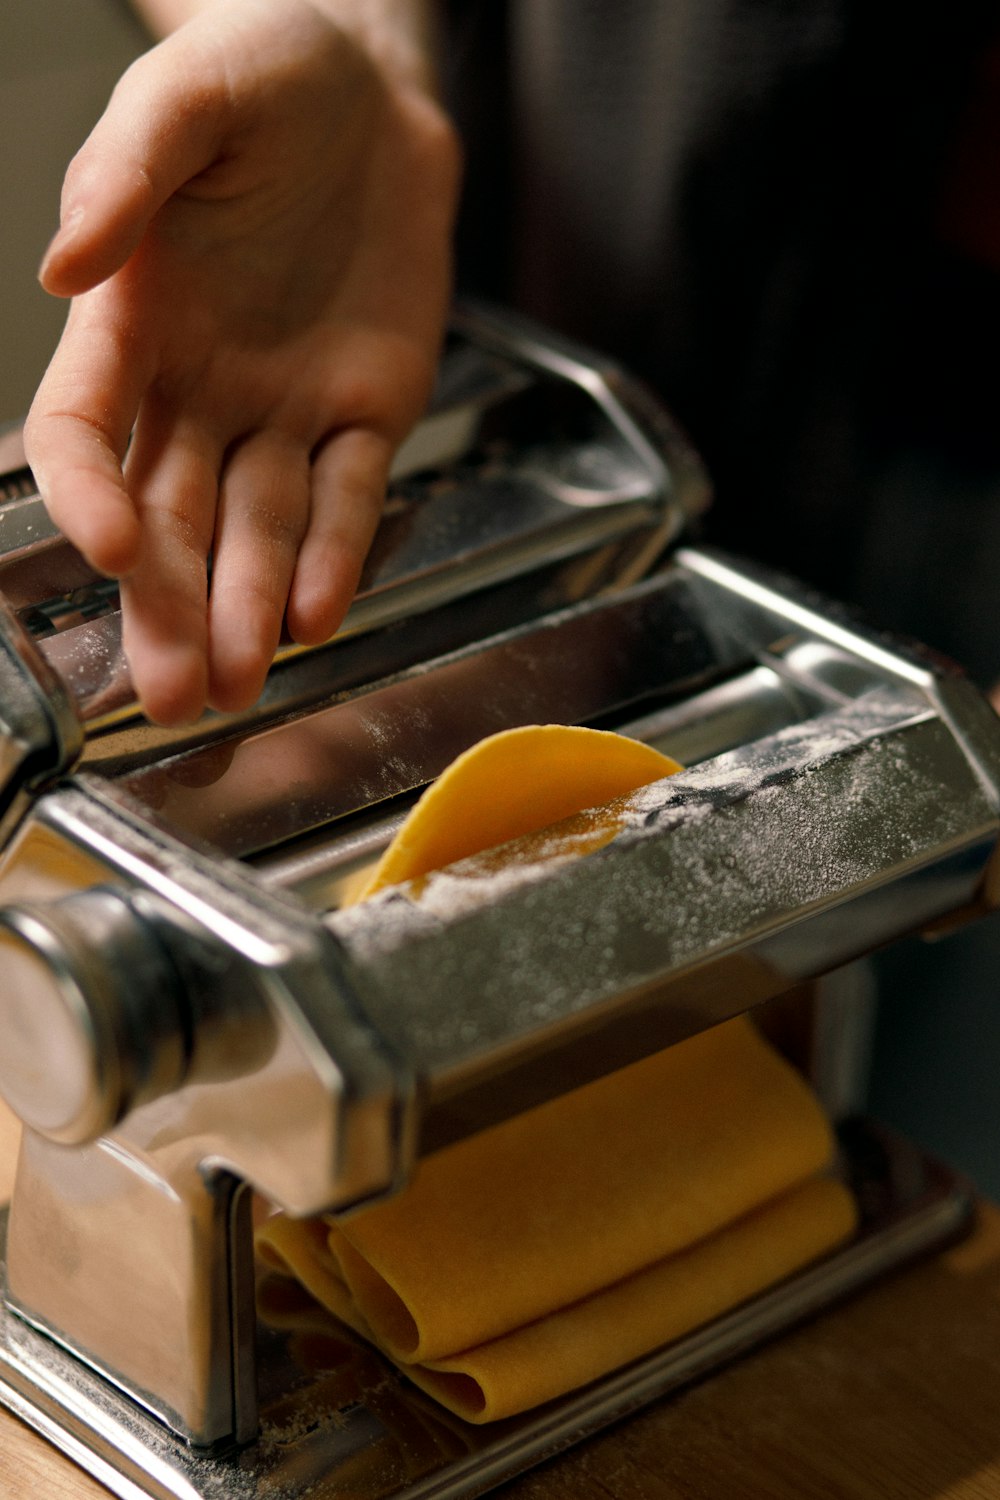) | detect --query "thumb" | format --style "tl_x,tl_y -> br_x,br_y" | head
39,38 -> 224,297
